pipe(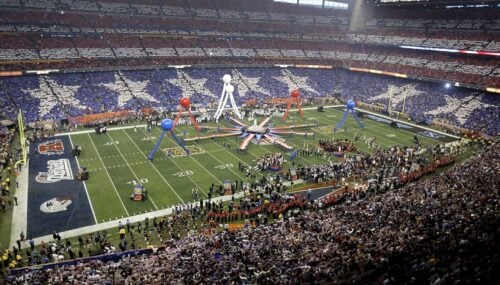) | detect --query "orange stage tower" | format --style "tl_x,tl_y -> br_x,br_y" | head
281,89 -> 304,122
